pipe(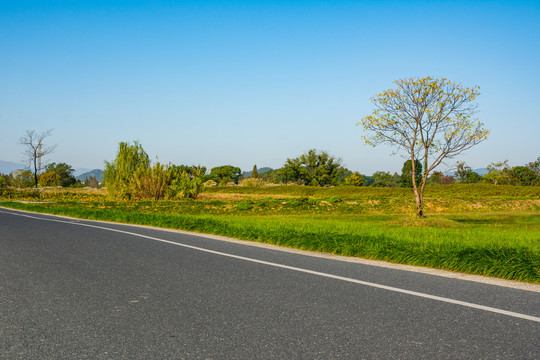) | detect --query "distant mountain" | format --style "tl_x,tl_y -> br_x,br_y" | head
76,169 -> 103,183
473,168 -> 489,176
73,168 -> 92,177
243,167 -> 273,177
0,160 -> 25,174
